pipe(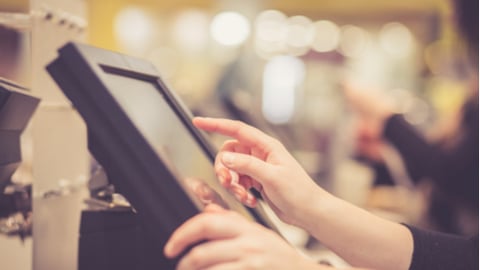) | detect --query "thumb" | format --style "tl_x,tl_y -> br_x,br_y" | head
220,152 -> 274,186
